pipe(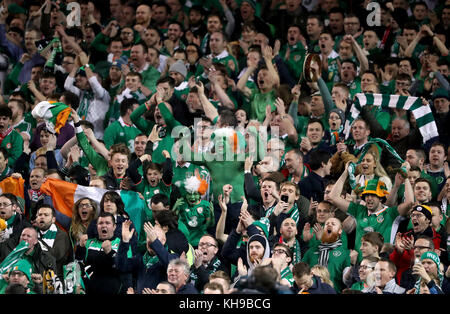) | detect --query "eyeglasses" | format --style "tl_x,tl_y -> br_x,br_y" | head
198,242 -> 216,248
0,202 -> 12,208
273,249 -> 289,255
79,203 -> 93,208
410,213 -> 424,219
62,61 -> 74,65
